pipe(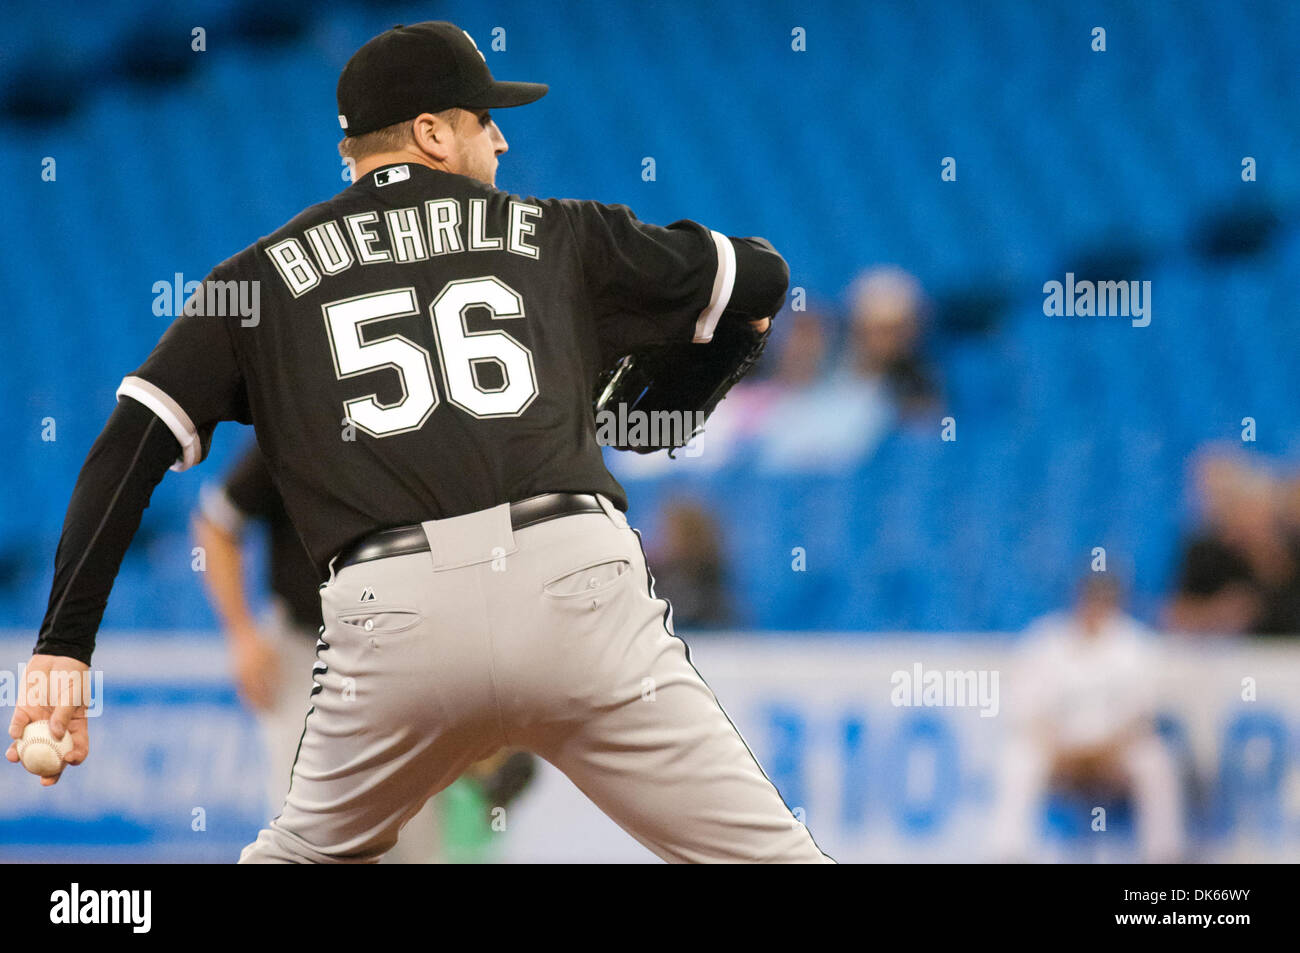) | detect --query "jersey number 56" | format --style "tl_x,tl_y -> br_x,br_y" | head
321,277 -> 538,437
